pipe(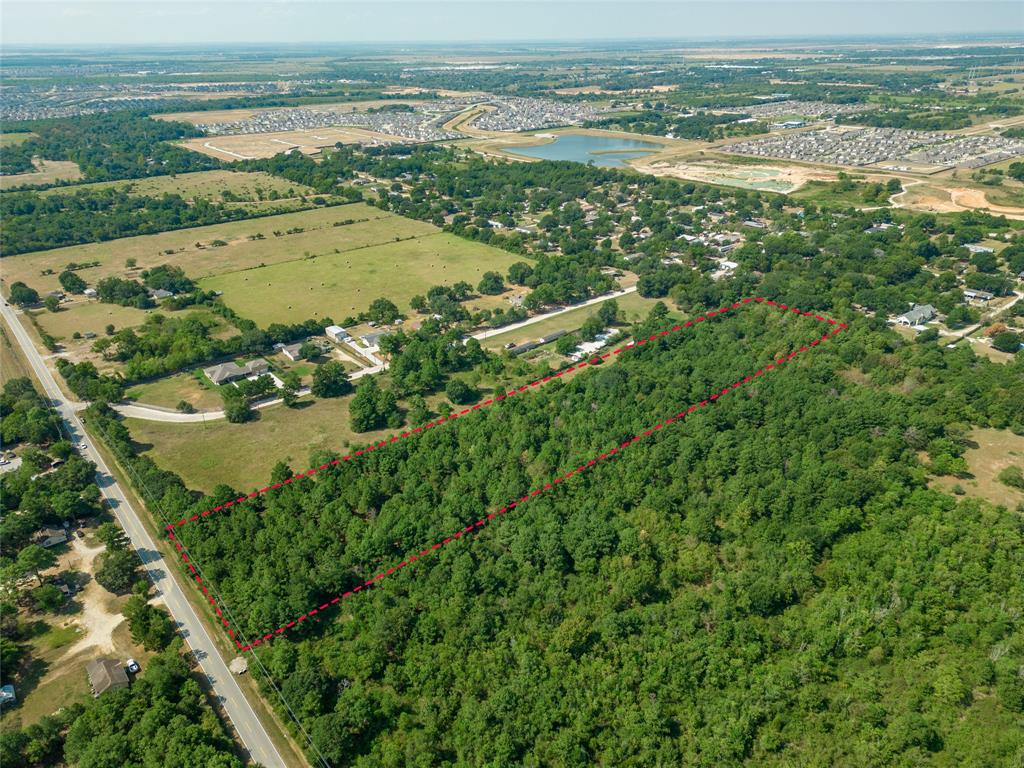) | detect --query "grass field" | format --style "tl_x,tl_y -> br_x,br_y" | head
126,394 -> 398,493
30,301 -> 158,340
0,325 -> 32,385
791,179 -> 891,207
0,159 -> 83,190
480,291 -> 678,350
126,371 -> 224,411
0,203 -> 412,296
200,231 -> 527,325
0,132 -> 35,146
930,428 -> 1024,508
37,170 -> 315,205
